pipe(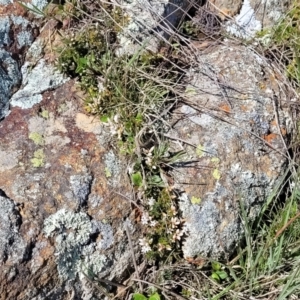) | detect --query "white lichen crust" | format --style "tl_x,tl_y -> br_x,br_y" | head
43,209 -> 107,280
